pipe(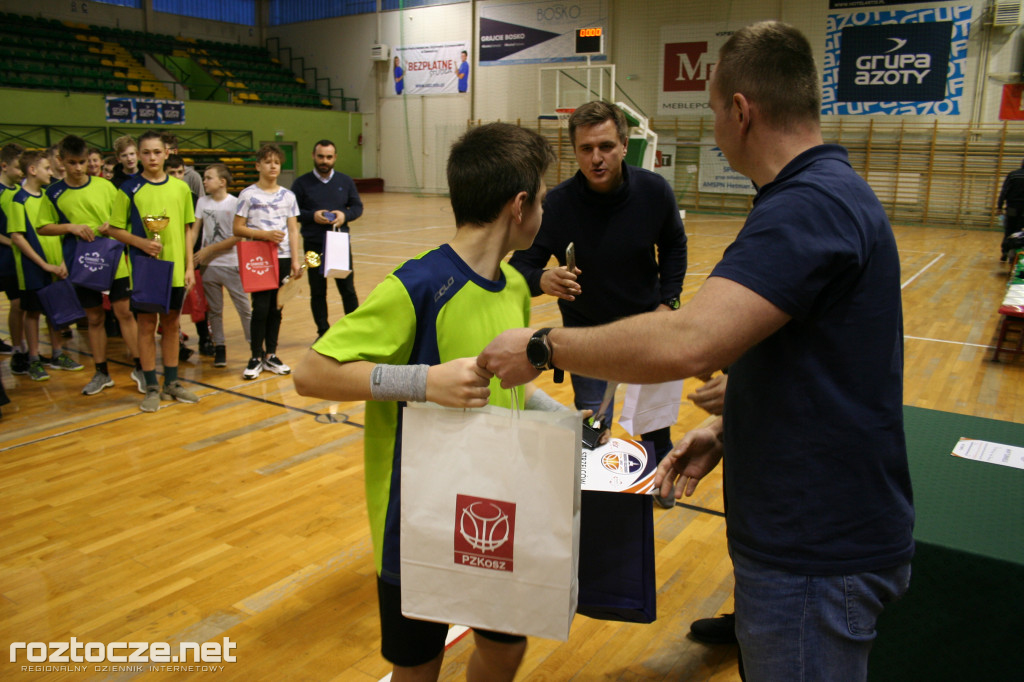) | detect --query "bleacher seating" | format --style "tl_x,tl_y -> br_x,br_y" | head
0,12 -> 335,110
